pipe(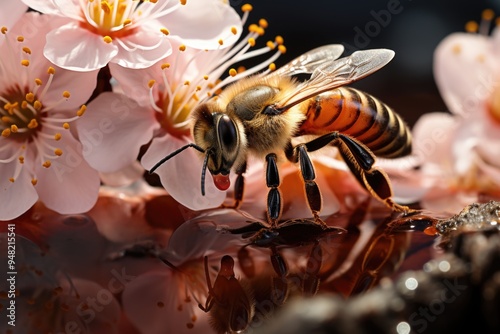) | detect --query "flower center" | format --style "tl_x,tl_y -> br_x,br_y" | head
81,0 -> 180,43
0,87 -> 47,142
